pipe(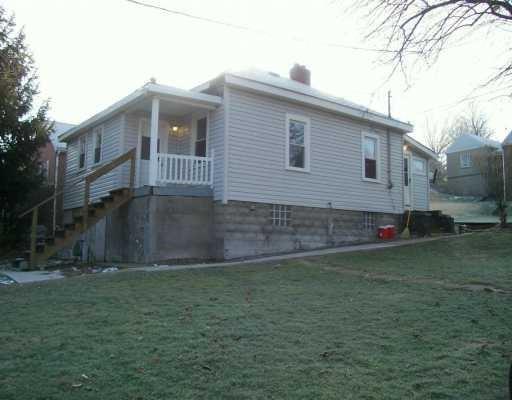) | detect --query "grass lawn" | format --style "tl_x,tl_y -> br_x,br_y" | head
1,232 -> 511,399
